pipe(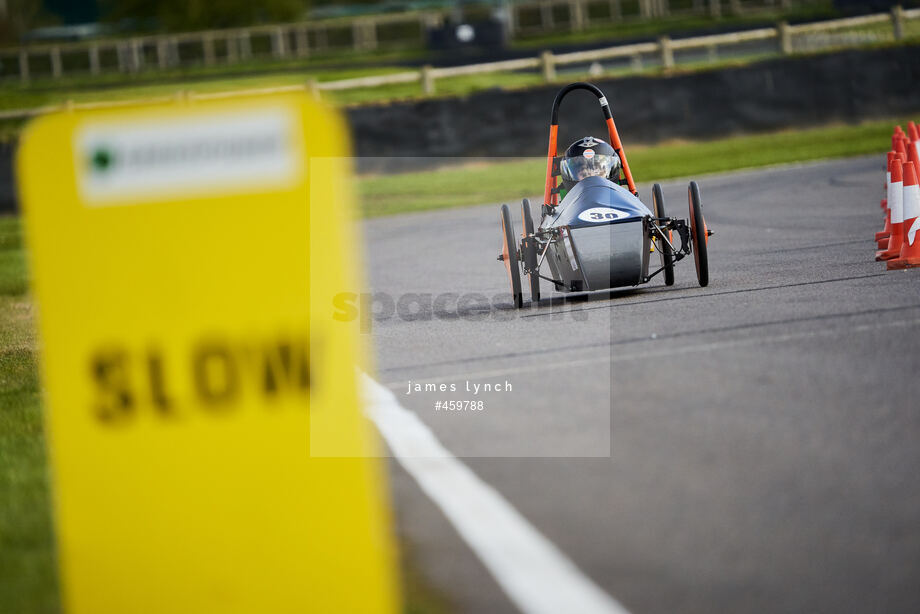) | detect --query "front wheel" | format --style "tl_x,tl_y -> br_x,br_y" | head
521,198 -> 540,303
500,204 -> 523,308
651,184 -> 675,287
688,181 -> 709,287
